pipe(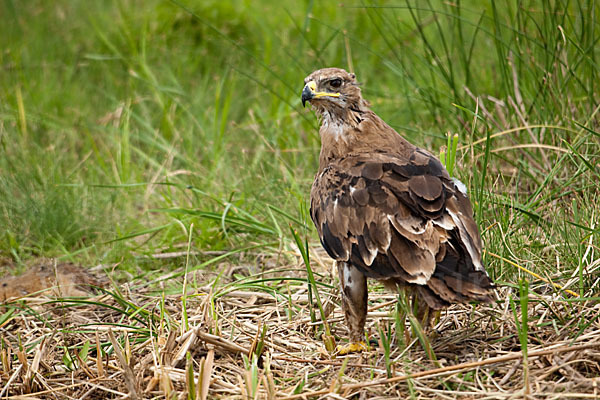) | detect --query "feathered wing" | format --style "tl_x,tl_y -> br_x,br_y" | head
310,147 -> 493,309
